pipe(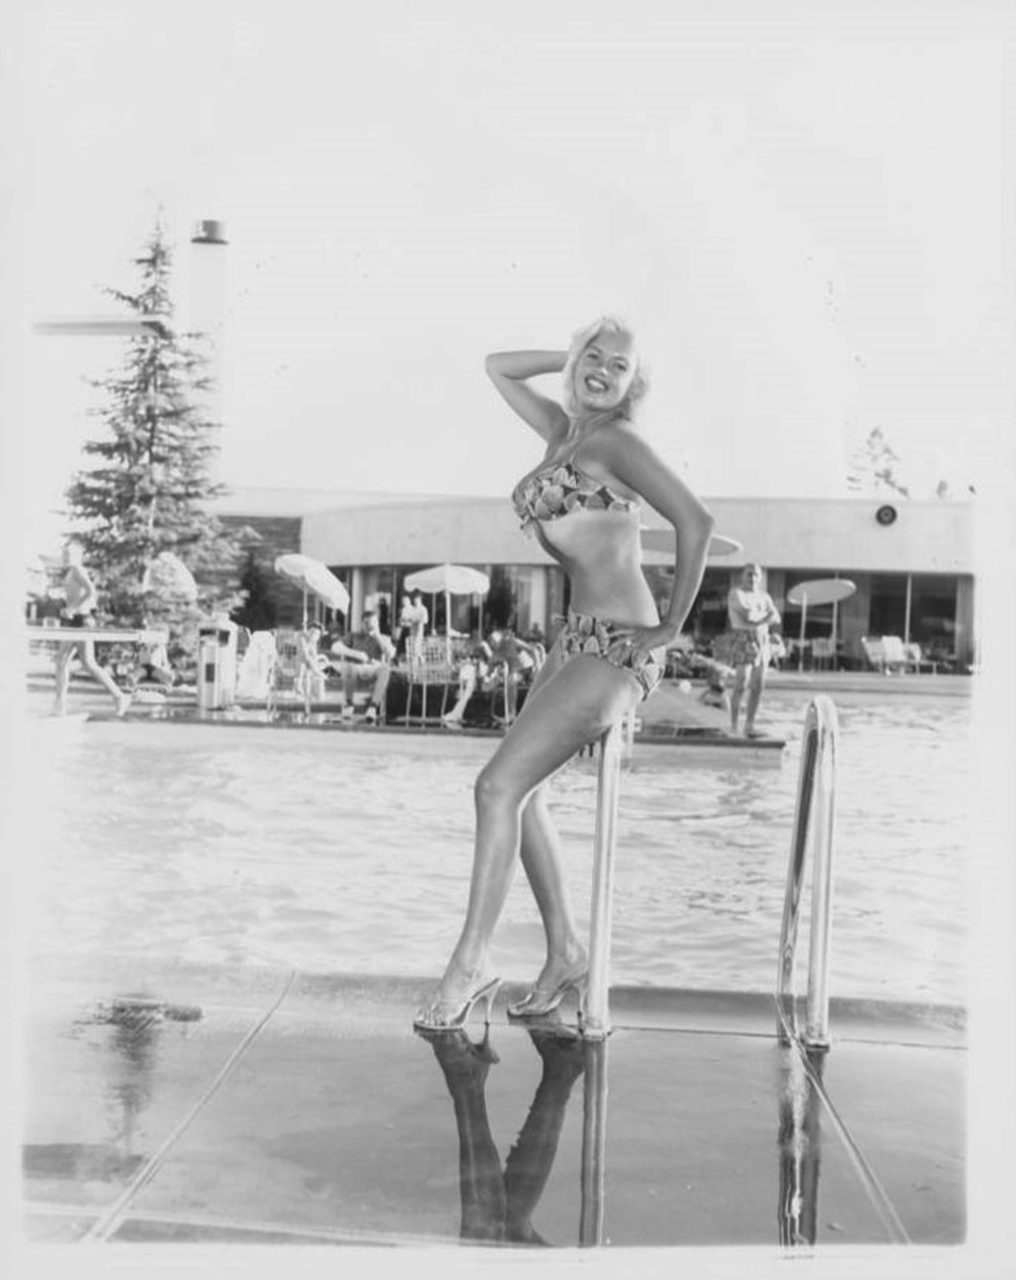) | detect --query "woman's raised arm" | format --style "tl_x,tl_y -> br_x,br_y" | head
485,350 -> 570,442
